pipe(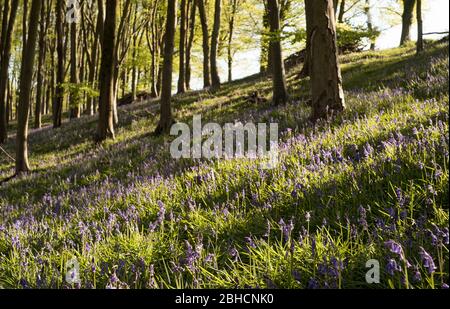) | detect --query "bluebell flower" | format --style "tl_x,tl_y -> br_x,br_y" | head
419,247 -> 436,274
384,240 -> 404,259
386,259 -> 401,276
